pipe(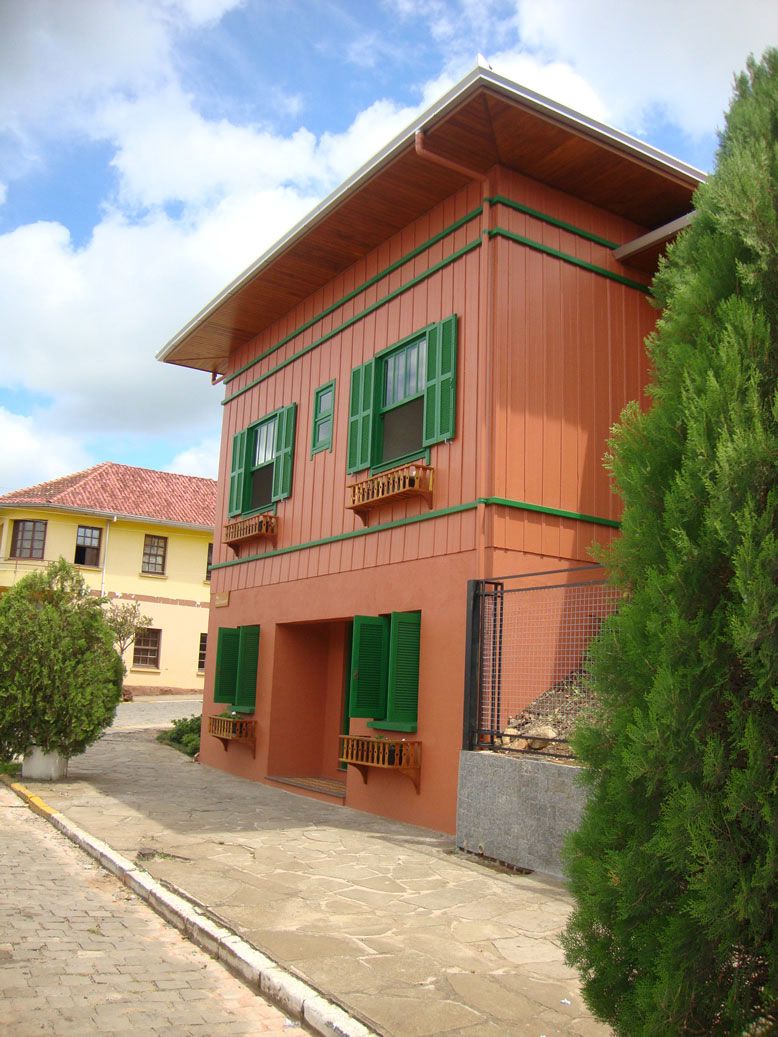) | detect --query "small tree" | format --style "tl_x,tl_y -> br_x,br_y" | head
562,52 -> 777,1034
103,598 -> 152,697
0,559 -> 123,759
